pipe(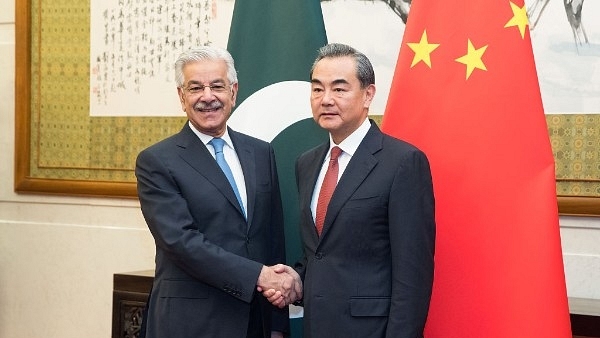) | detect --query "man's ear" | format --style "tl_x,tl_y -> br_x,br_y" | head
177,87 -> 186,111
363,84 -> 376,109
231,82 -> 239,107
